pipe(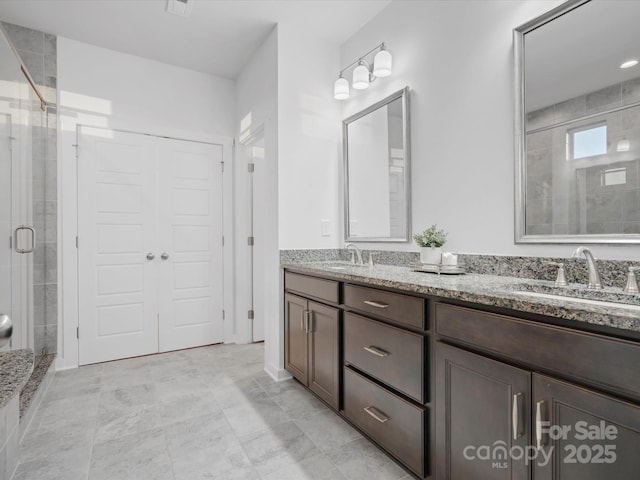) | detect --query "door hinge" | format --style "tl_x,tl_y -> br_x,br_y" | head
248,163 -> 254,173
76,326 -> 79,339
222,235 -> 224,246
9,236 -> 12,249
221,161 -> 224,172
247,236 -> 254,246
75,236 -> 79,248
222,310 -> 225,321
248,309 -> 254,320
